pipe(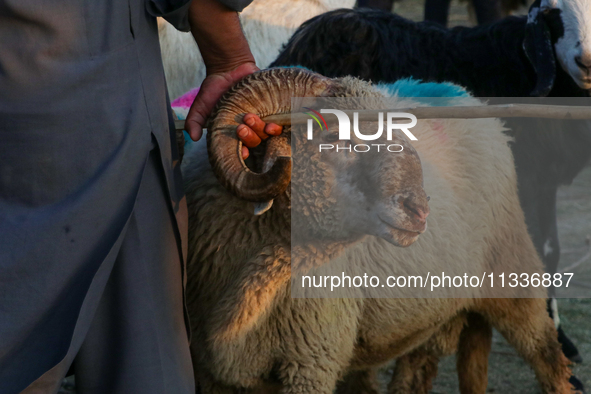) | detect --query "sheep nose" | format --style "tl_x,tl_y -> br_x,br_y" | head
575,56 -> 591,73
403,197 -> 430,223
